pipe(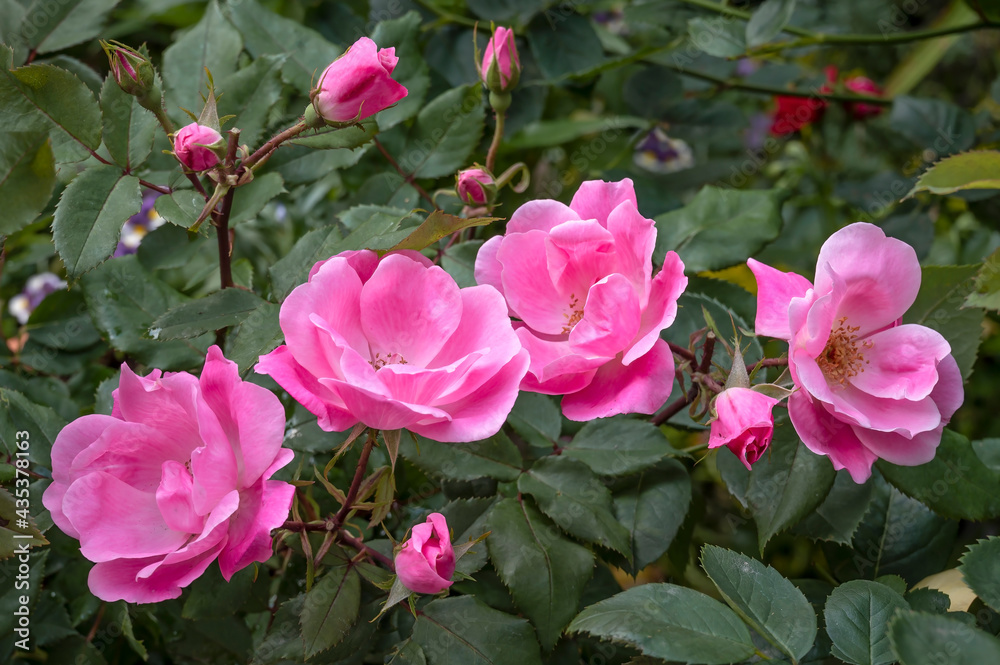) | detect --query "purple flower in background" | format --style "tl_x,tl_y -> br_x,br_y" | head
735,58 -> 760,78
115,192 -> 164,257
8,272 -> 66,324
744,113 -> 773,152
633,127 -> 694,174
592,7 -> 627,36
